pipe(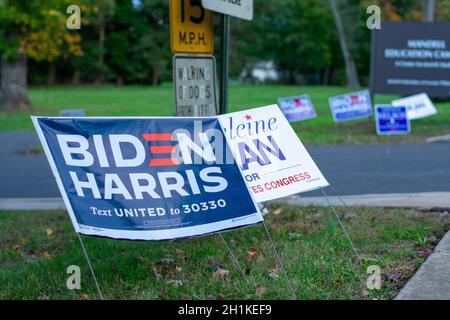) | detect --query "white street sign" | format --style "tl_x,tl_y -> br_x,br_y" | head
173,54 -> 218,116
202,0 -> 253,21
